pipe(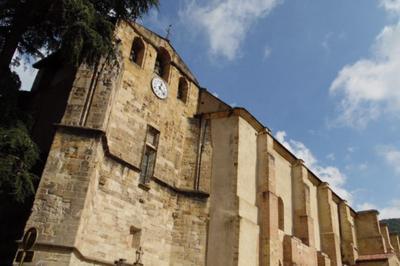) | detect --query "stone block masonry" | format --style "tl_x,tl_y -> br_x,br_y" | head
19,21 -> 400,266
